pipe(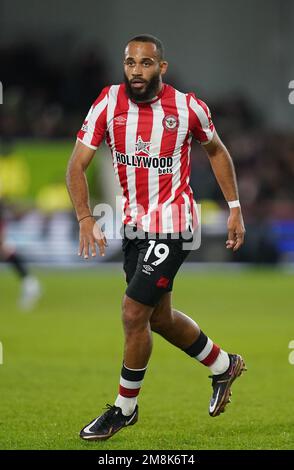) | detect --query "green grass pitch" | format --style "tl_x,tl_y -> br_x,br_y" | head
0,267 -> 293,450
